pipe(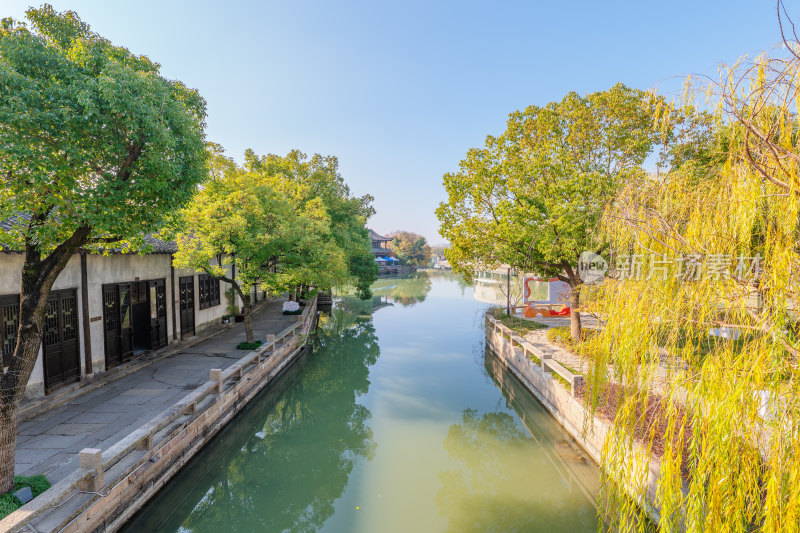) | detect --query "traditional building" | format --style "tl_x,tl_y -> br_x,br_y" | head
368,229 -> 399,274
0,235 -> 249,399
369,229 -> 392,257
